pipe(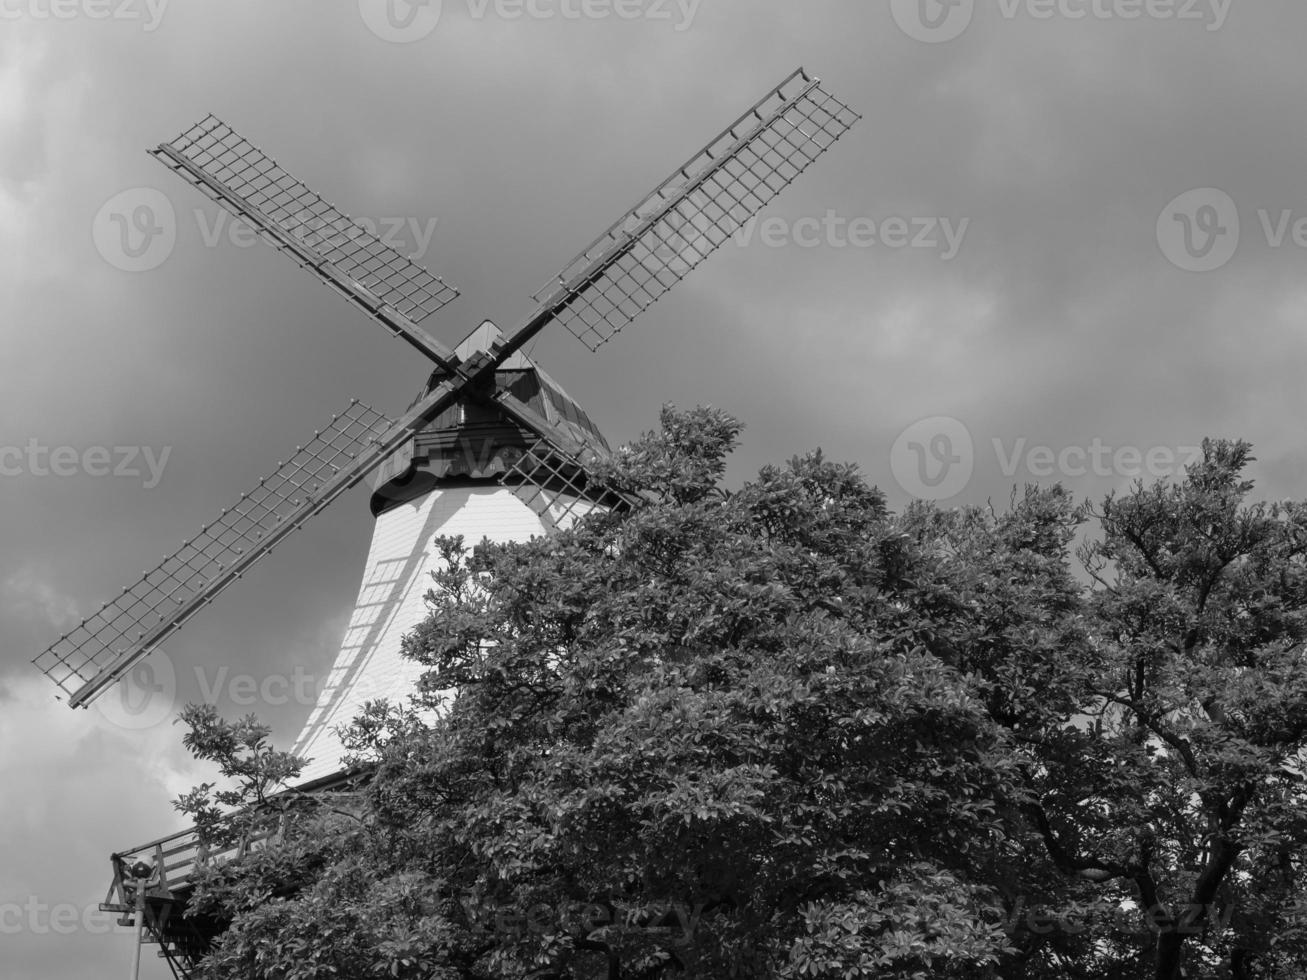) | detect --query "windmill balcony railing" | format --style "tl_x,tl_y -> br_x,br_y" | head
101,822 -> 283,920
97,777 -> 369,976
101,773 -> 370,920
